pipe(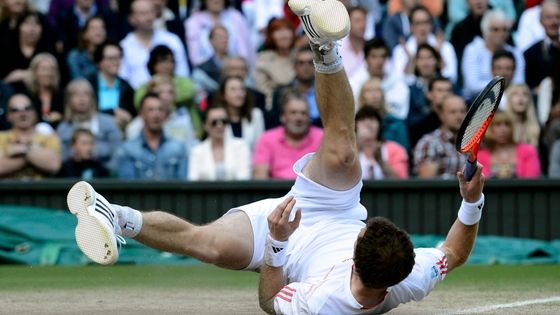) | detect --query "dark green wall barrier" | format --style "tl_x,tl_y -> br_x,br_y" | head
0,179 -> 559,240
